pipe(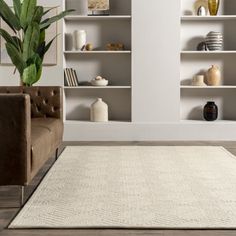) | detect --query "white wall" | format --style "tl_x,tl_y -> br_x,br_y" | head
132,0 -> 180,123
0,0 -> 63,87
